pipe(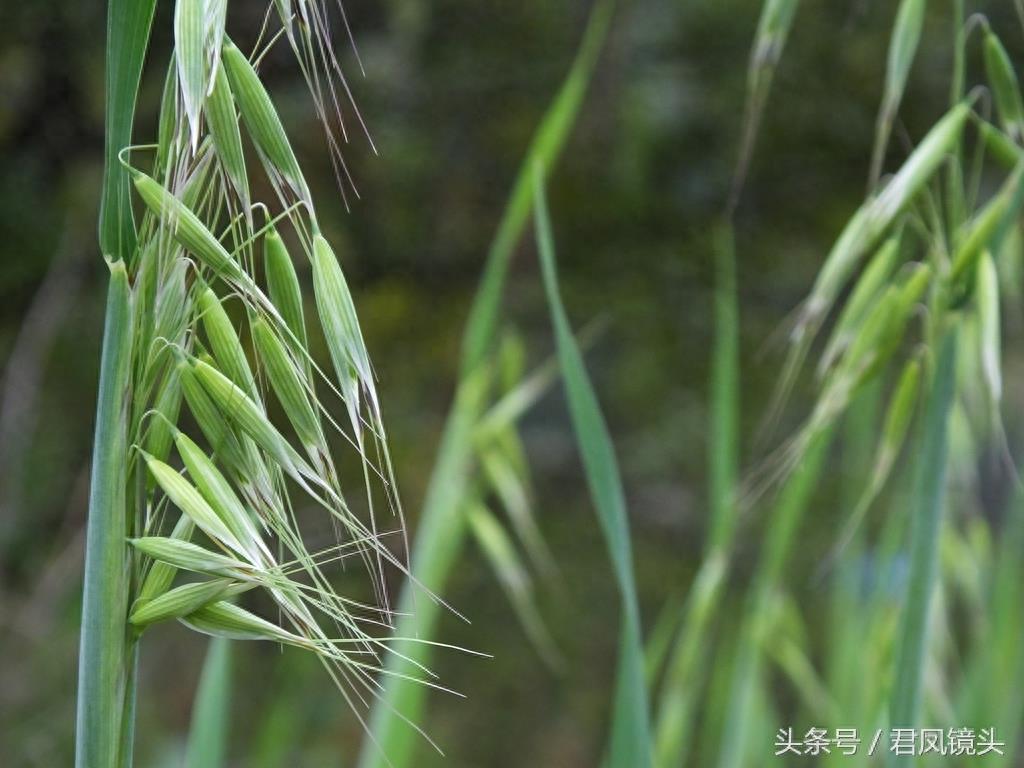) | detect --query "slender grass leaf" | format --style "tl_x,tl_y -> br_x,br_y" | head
98,0 -> 157,260
534,173 -> 652,767
888,328 -> 958,765
358,6 -> 614,764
